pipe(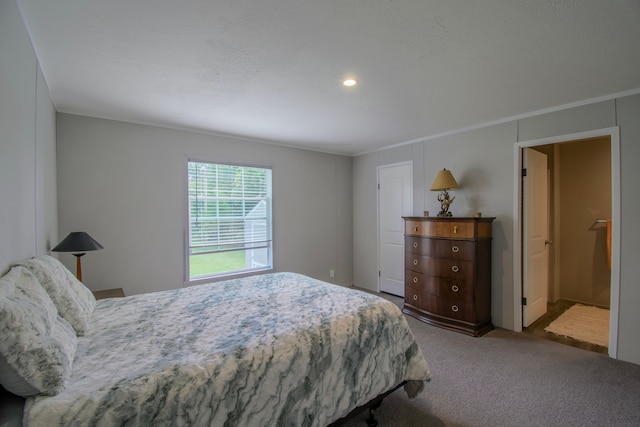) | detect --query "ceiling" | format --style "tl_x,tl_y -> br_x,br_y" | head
18,0 -> 640,156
